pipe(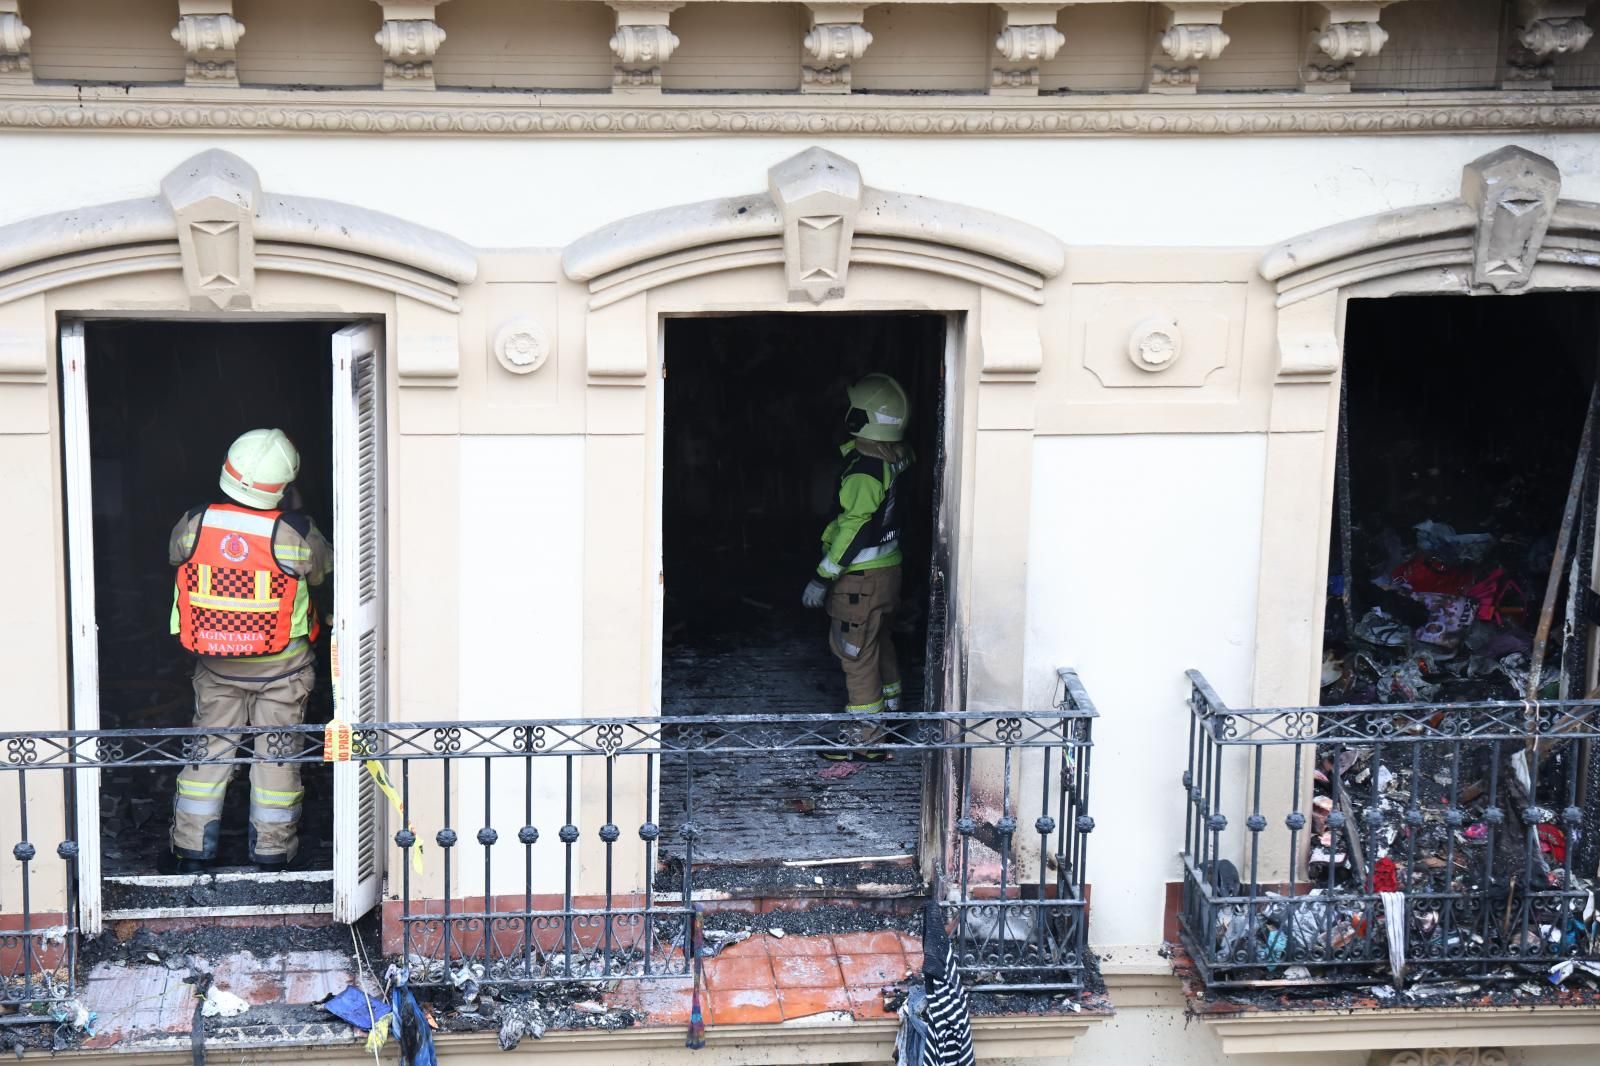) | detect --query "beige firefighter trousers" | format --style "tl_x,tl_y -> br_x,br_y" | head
171,663 -> 313,862
826,565 -> 903,714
